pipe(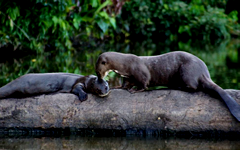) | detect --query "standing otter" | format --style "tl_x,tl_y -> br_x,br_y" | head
95,51 -> 240,121
0,73 -> 110,102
